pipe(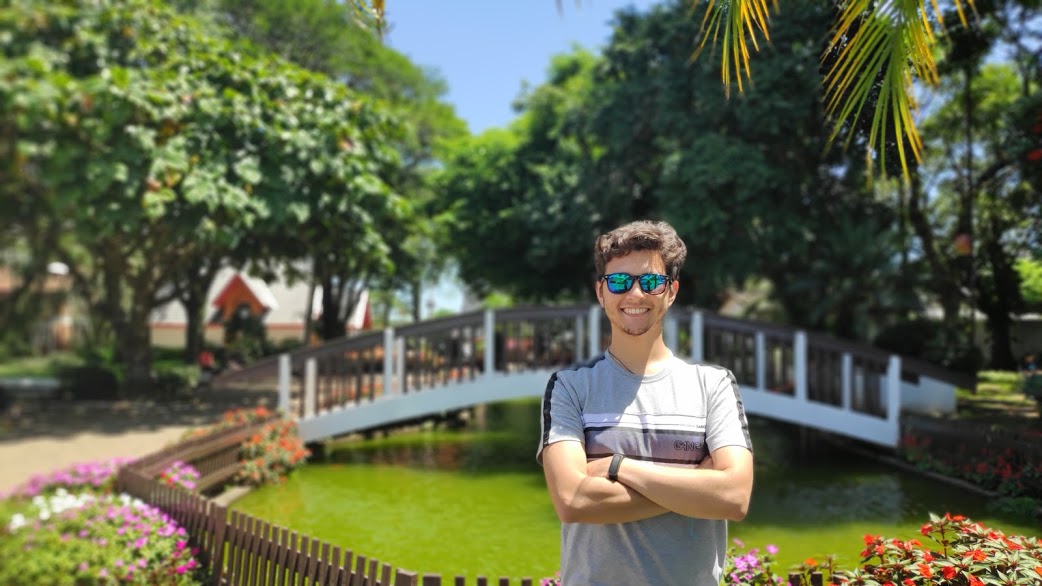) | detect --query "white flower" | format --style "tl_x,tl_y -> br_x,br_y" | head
8,513 -> 26,531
